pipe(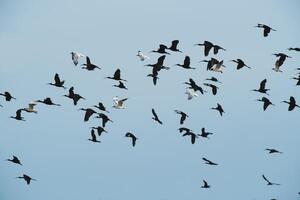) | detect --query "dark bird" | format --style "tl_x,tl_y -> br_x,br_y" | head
282,96 -> 300,111
230,59 -> 251,70
262,174 -> 280,186
106,68 -> 127,82
178,127 -> 192,134
288,47 -> 300,52
10,109 -> 25,121
202,157 -> 218,165
90,126 -> 107,136
36,97 -> 61,106
200,58 -> 220,71
150,44 -> 170,54
182,131 -> 198,144
201,180 -> 210,188
195,41 -> 214,56
205,76 -> 222,83
211,103 -> 224,116
168,40 -> 182,53
254,24 -> 276,37
81,56 -> 101,71
213,44 -> 226,55
95,113 -> 113,127
79,108 -> 98,122
48,73 -> 66,89
6,156 -> 22,165
113,81 -> 128,90
151,108 -> 163,124
175,56 -> 195,69
265,148 -> 282,154
145,55 -> 169,71
291,75 -> 300,85
0,91 -> 16,101
203,83 -> 219,95
64,87 -> 85,105
17,174 -> 36,185
257,97 -> 274,111
184,78 -> 206,94
125,132 -> 138,147
93,102 -> 109,113
198,128 -> 213,139
88,129 -> 100,143
174,110 -> 188,125
272,53 -> 291,72
252,79 -> 270,95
